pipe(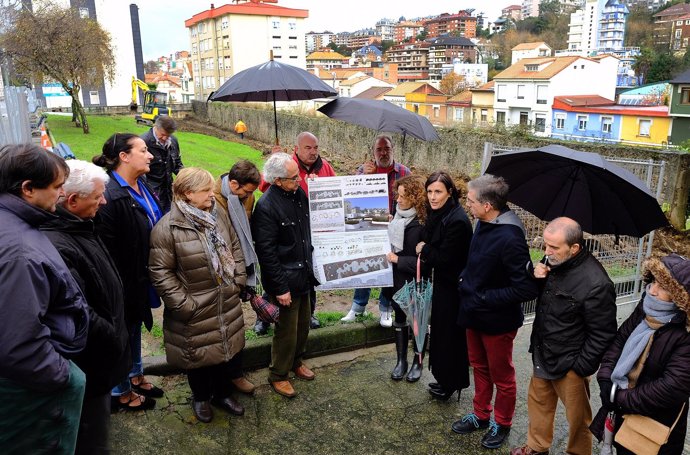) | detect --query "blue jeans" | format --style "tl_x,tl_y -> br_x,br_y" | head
351,288 -> 391,313
111,322 -> 144,396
